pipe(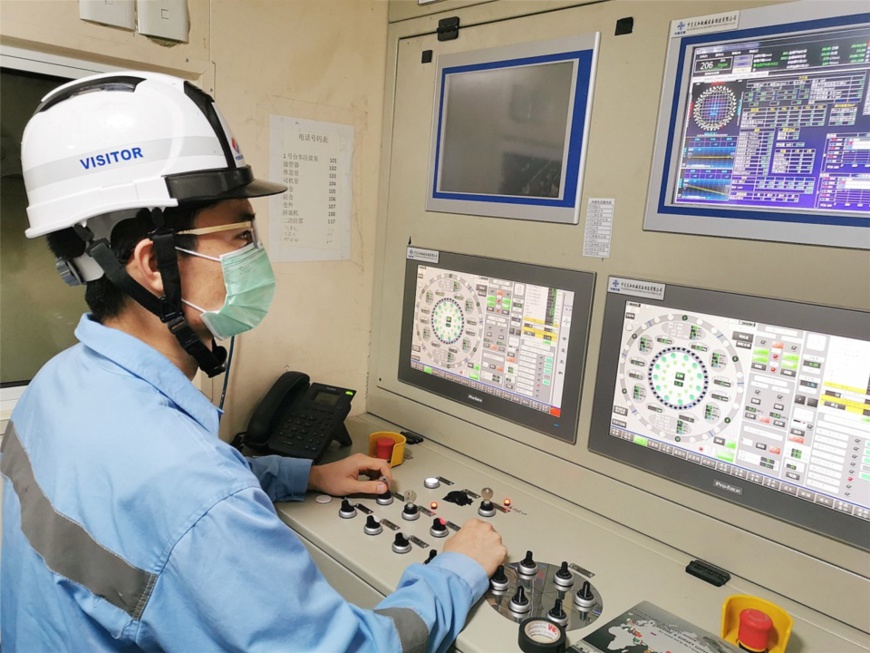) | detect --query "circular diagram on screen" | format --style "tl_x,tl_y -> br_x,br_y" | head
415,273 -> 484,370
617,313 -> 744,442
693,85 -> 737,132
431,298 -> 464,344
648,347 -> 709,410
